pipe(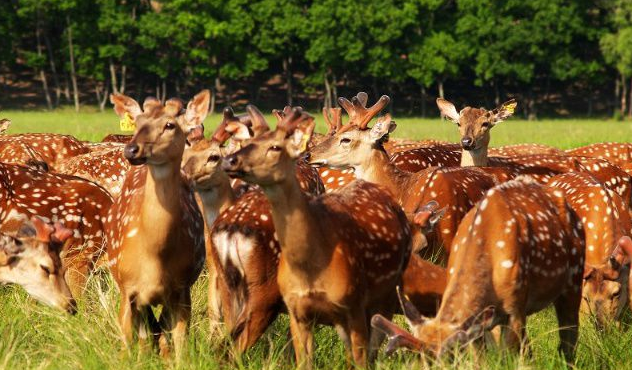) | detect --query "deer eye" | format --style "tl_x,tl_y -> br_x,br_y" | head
456,121 -> 461,127
269,145 -> 282,152
165,122 -> 176,130
481,122 -> 490,128
40,264 -> 52,275
208,155 -> 220,162
340,138 -> 351,145
612,289 -> 621,298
